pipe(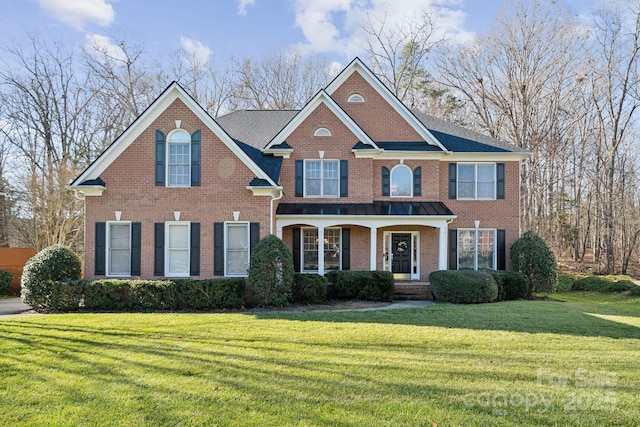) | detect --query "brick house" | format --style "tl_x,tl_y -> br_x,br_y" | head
69,58 -> 527,285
